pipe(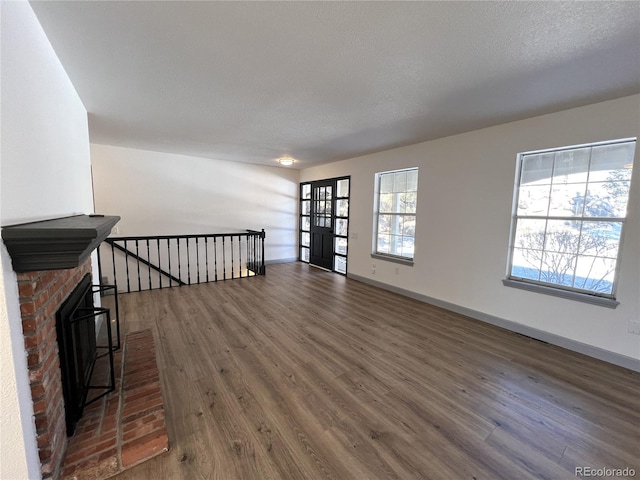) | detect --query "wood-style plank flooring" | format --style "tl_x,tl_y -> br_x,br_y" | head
113,262 -> 639,480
